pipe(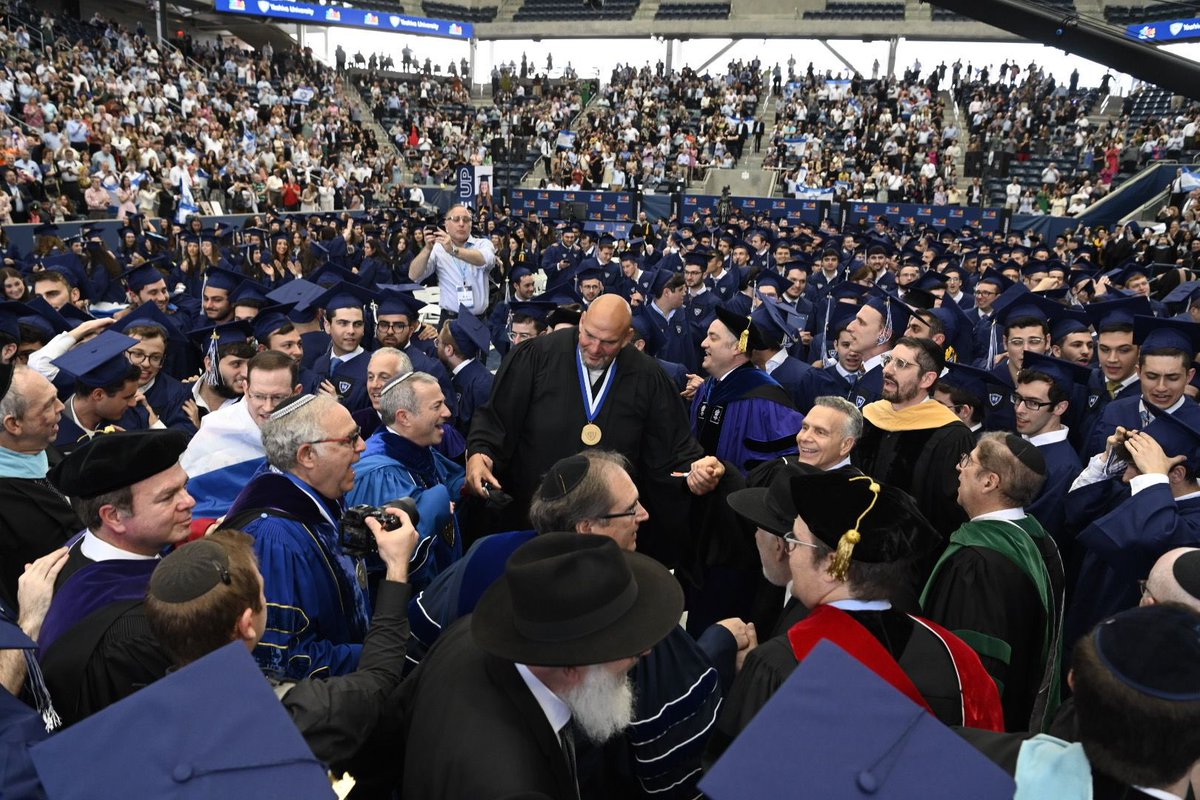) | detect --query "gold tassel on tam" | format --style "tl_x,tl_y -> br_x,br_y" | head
738,327 -> 749,353
827,478 -> 882,581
